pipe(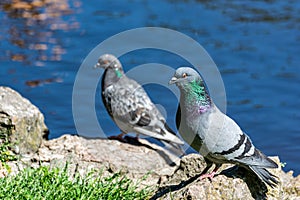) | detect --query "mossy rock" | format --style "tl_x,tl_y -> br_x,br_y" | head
0,87 -> 48,154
